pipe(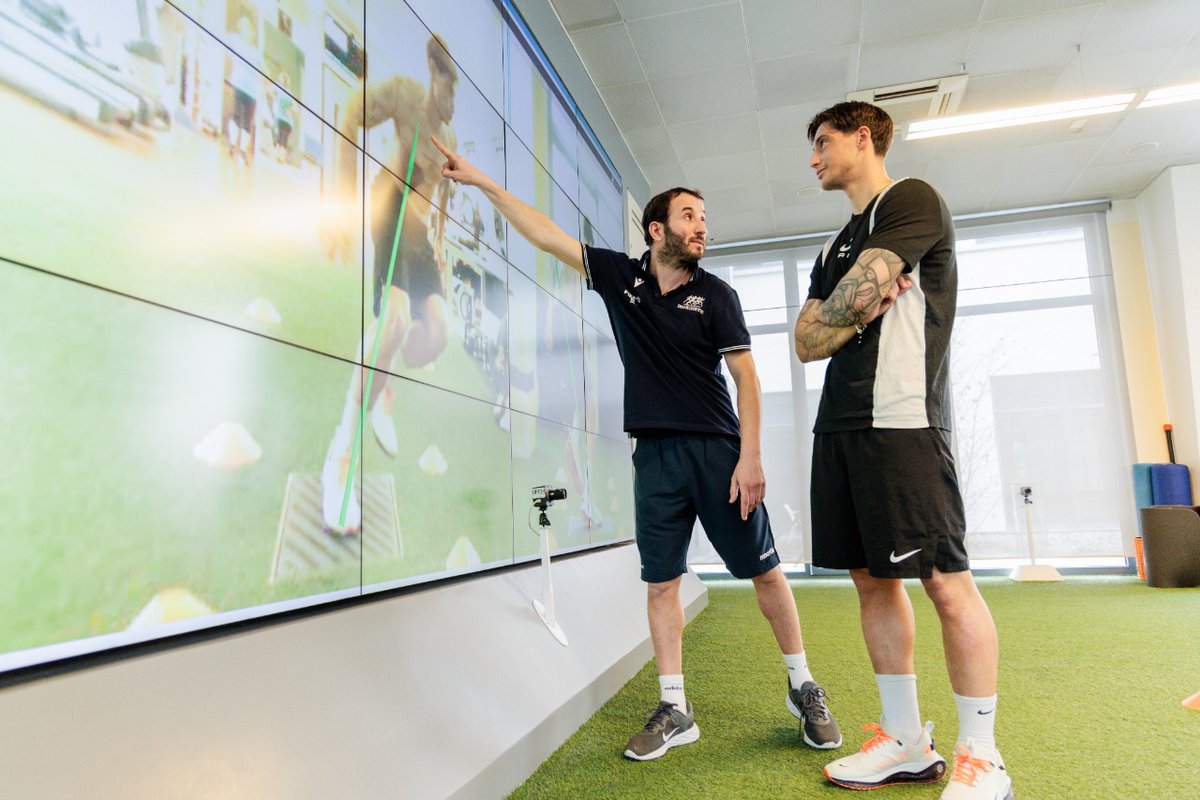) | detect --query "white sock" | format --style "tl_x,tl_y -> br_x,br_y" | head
659,674 -> 685,709
876,674 -> 922,742
783,651 -> 814,690
954,692 -> 997,753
